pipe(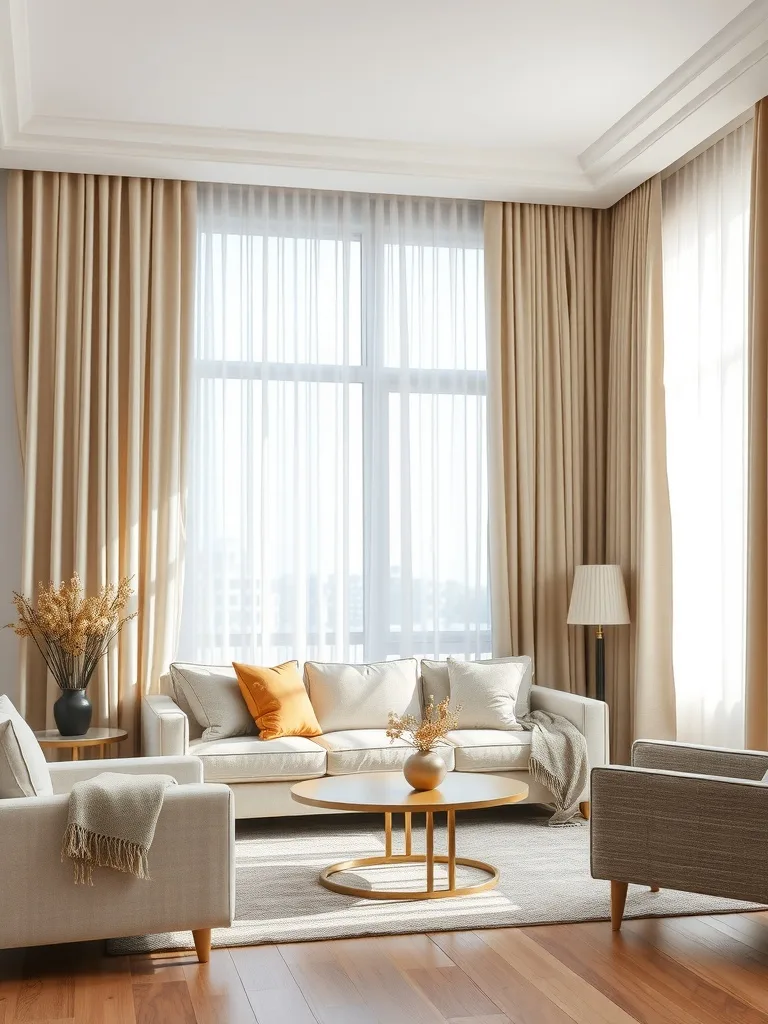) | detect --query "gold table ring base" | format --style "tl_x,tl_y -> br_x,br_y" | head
319,853 -> 499,901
